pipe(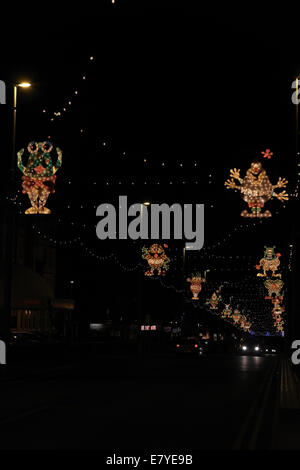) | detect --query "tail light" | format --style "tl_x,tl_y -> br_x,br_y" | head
194,344 -> 198,348
176,344 -> 180,348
